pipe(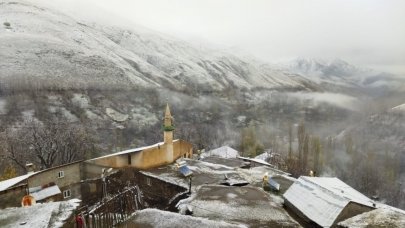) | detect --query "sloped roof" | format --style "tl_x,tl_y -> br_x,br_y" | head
237,156 -> 273,167
283,176 -> 374,227
89,139 -> 179,160
206,146 -> 239,158
31,185 -> 61,201
0,172 -> 36,192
